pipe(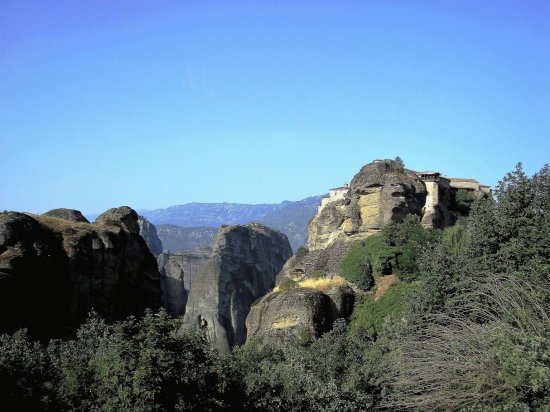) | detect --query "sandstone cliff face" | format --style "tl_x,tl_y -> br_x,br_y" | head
0,207 -> 162,340
308,160 -> 427,251
246,285 -> 355,340
138,216 -> 163,255
183,223 -> 292,353
157,248 -> 212,317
